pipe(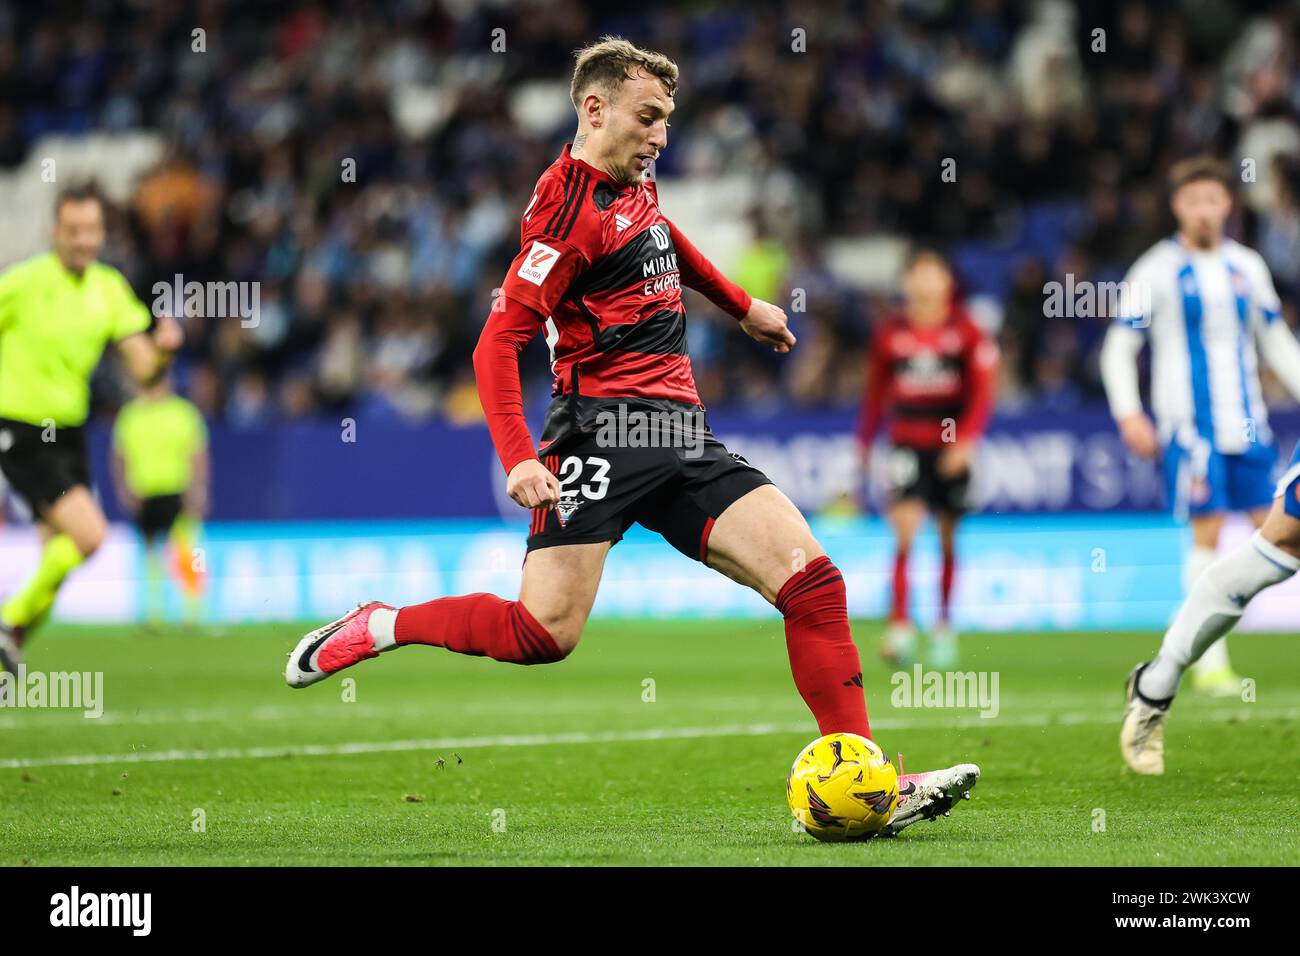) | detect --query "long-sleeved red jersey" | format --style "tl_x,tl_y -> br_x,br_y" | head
857,309 -> 997,450
474,145 -> 752,474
